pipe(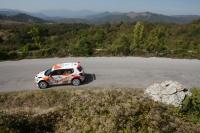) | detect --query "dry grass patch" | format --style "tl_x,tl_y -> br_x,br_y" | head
0,88 -> 200,133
